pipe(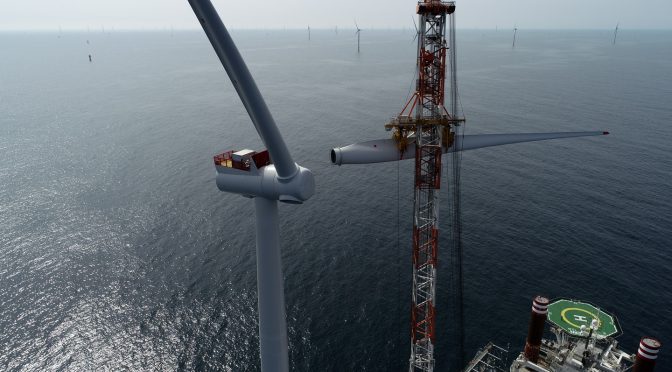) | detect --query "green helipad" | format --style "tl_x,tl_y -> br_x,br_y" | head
547,299 -> 619,339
